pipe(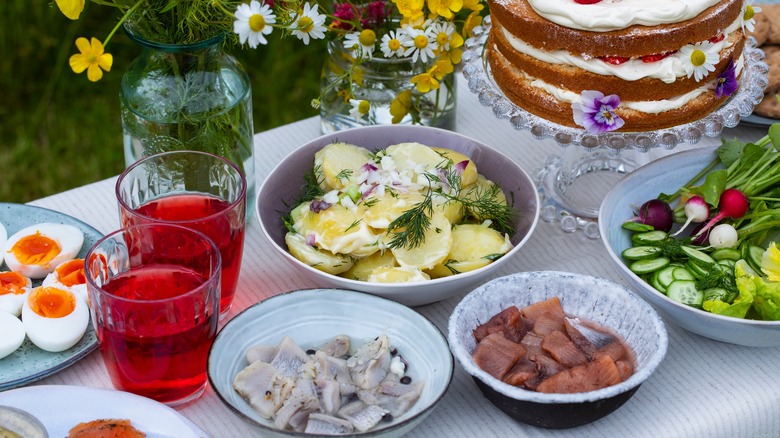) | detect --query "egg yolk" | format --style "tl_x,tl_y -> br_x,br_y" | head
28,287 -> 75,318
55,259 -> 86,287
10,232 -> 61,267
0,272 -> 28,296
